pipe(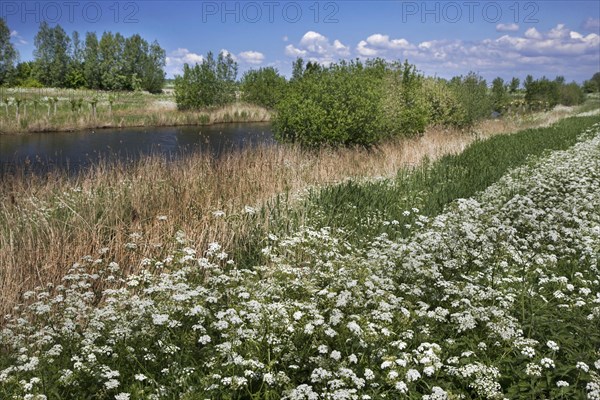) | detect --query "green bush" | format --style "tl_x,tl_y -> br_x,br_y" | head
273,60 -> 387,147
174,51 -> 238,110
422,78 -> 465,127
558,82 -> 585,106
448,72 -> 492,127
380,61 -> 430,137
240,67 -> 287,109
